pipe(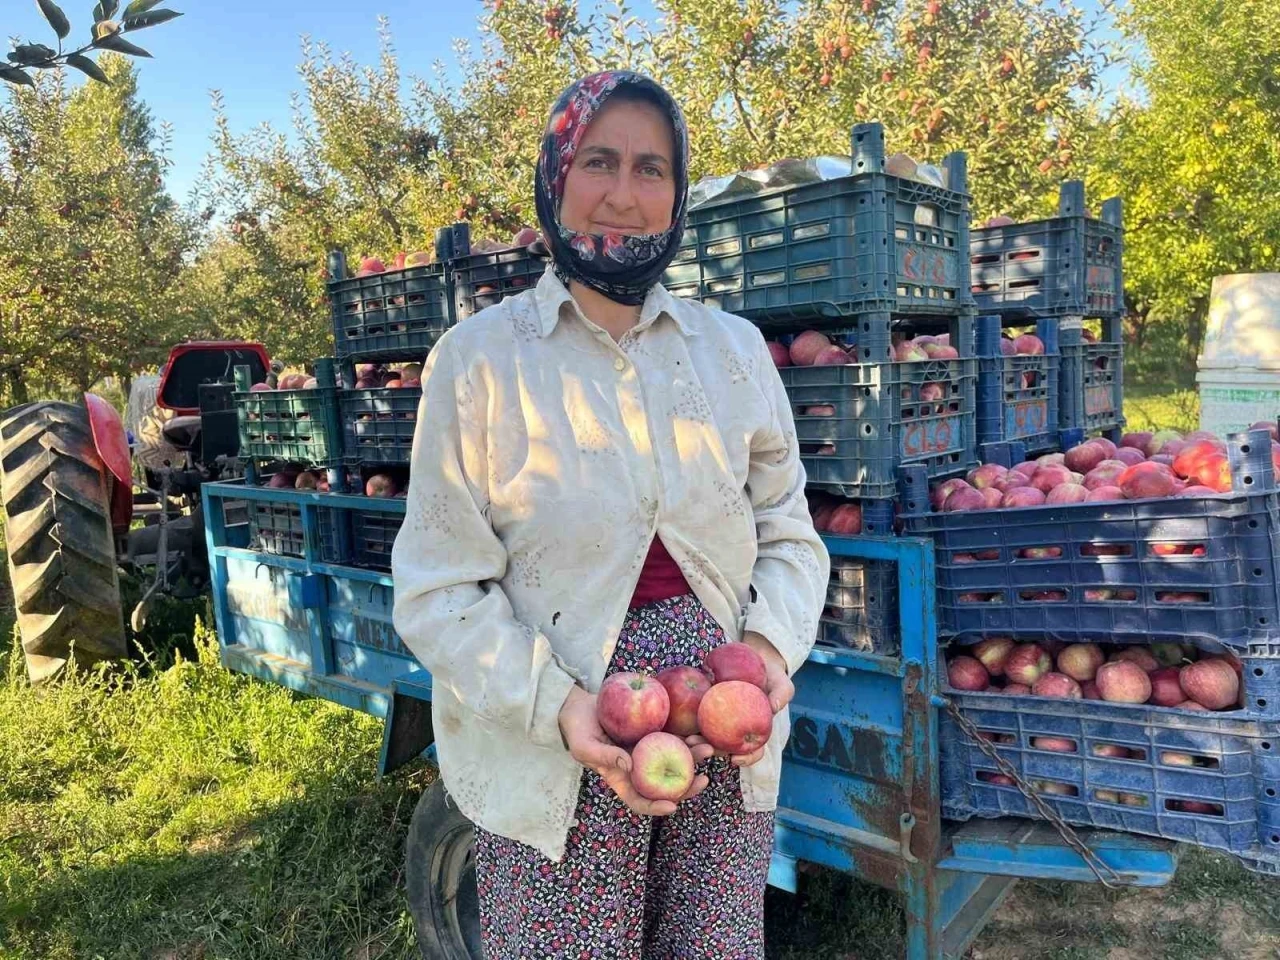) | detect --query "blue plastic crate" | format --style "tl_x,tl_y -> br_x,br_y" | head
900,431 -> 1280,650
340,386 -> 422,466
351,506 -> 404,570
1059,316 -> 1124,438
452,245 -> 549,321
663,123 -> 970,328
247,497 -> 347,563
939,687 -> 1280,872
819,557 -> 898,656
970,181 -> 1123,320
975,315 -> 1060,453
783,355 -> 977,500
